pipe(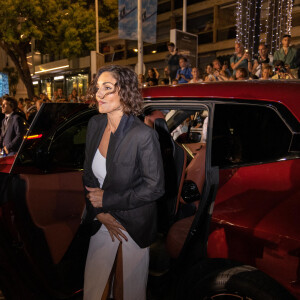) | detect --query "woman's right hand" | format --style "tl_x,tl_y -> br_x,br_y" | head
96,213 -> 128,243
